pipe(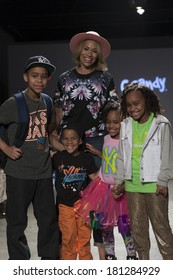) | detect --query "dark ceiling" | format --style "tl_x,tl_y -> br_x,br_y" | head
1,0 -> 173,42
